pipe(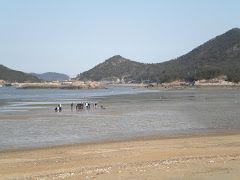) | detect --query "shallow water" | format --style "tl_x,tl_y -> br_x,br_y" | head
0,87 -> 240,150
